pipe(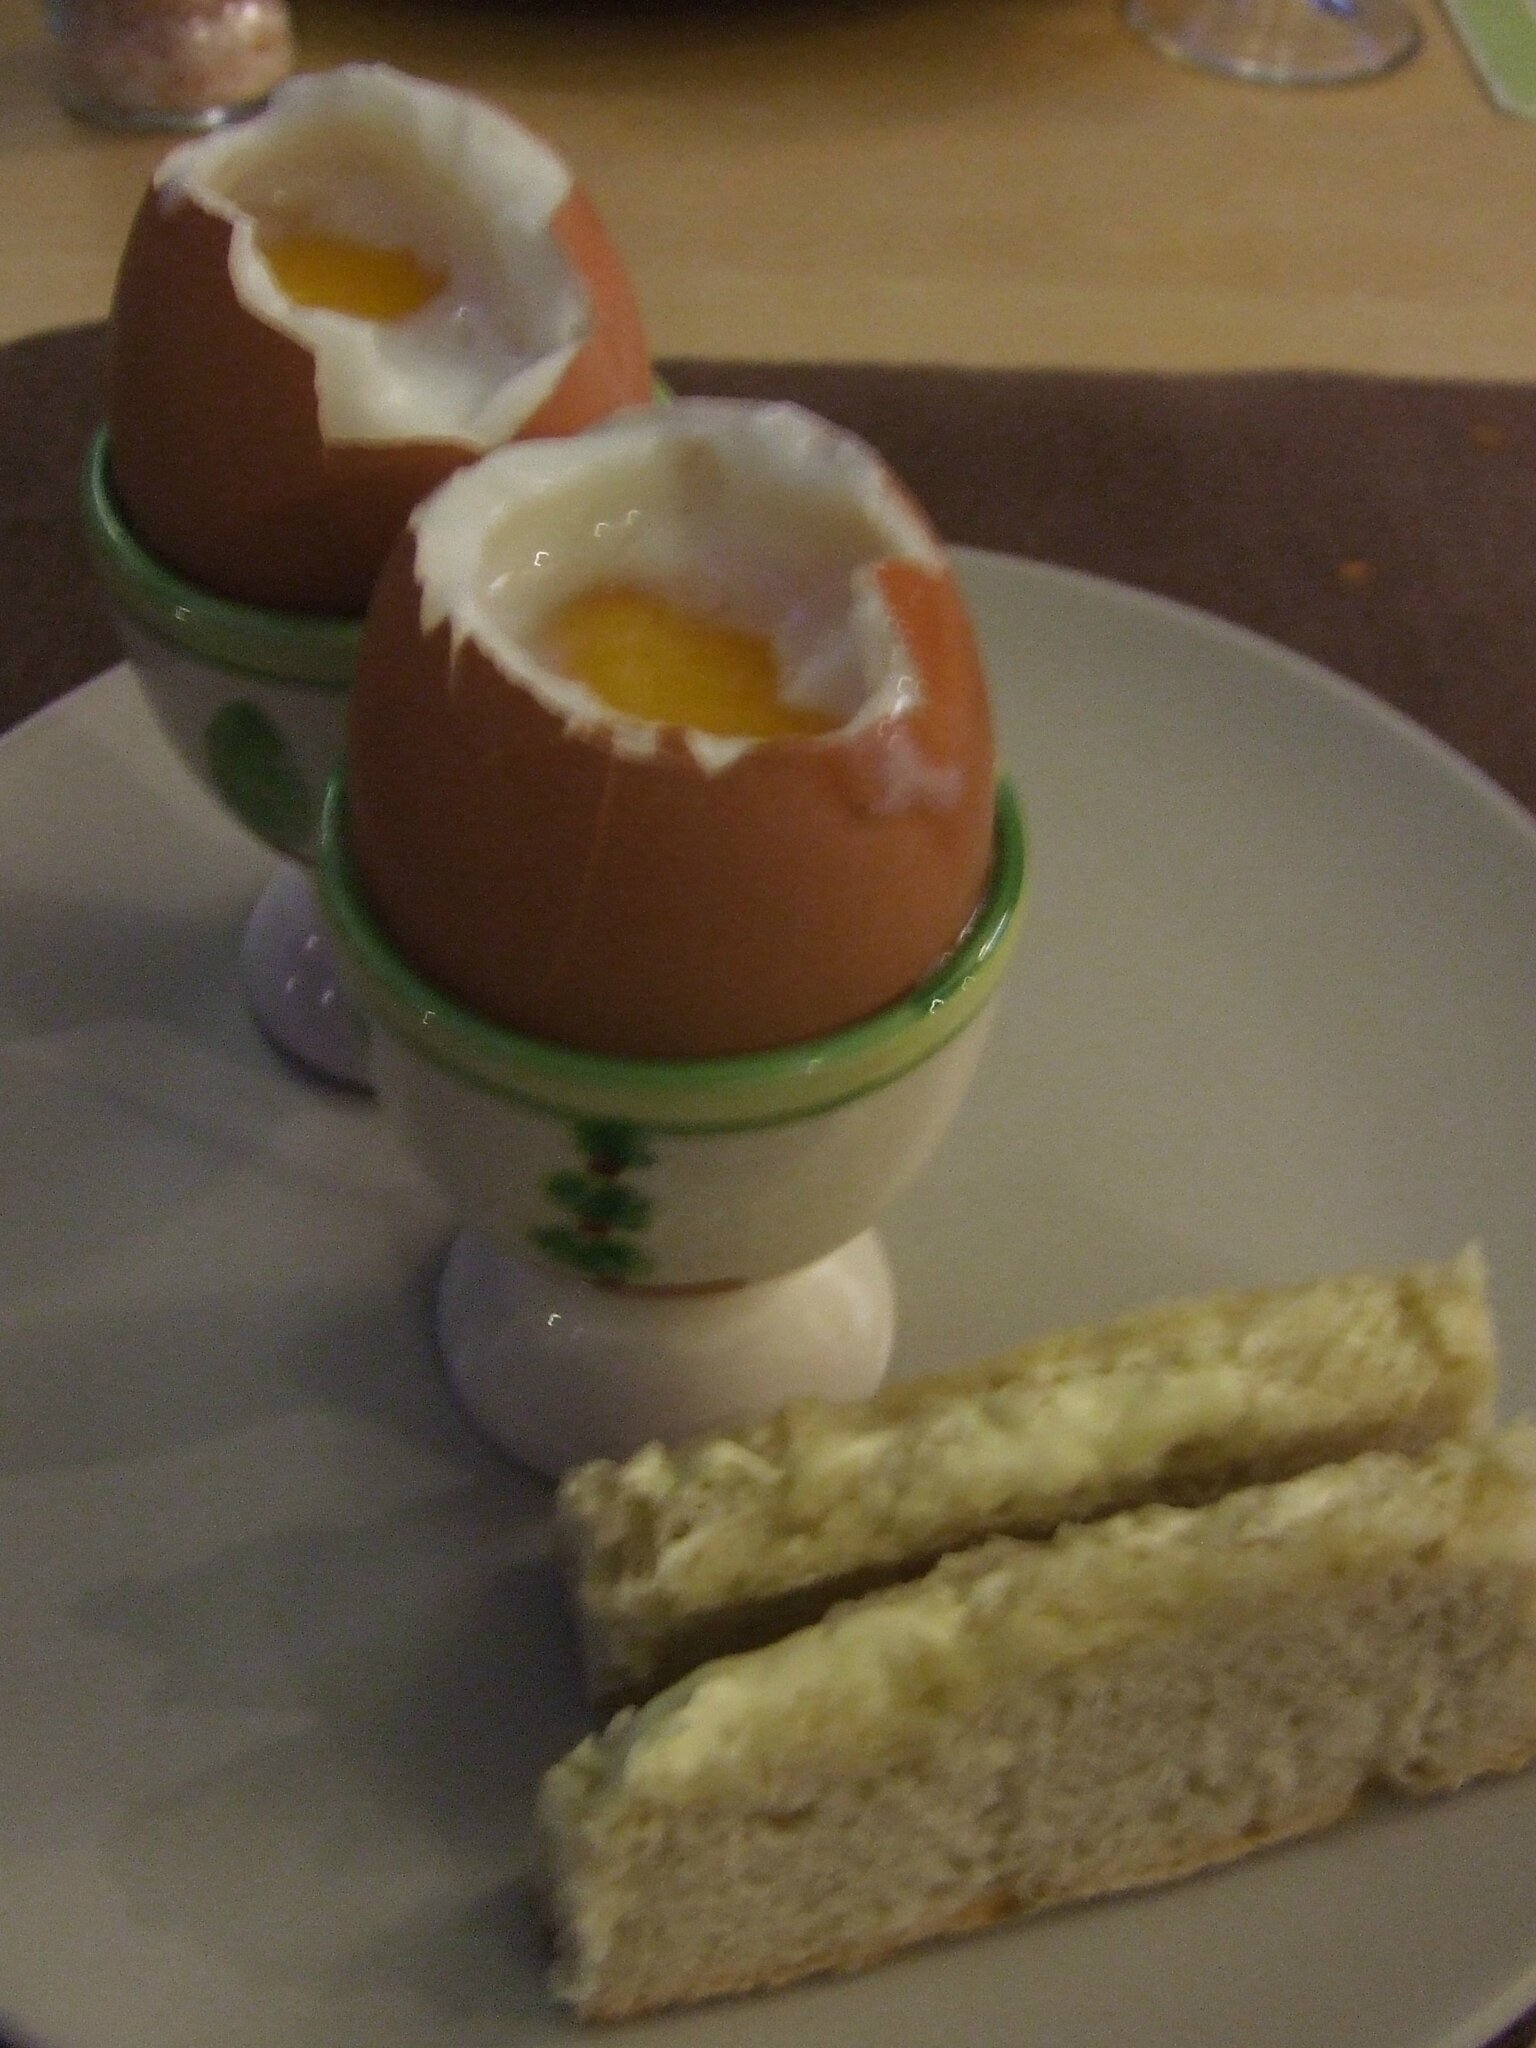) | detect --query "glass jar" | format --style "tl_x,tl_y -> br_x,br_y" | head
49,0 -> 294,132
